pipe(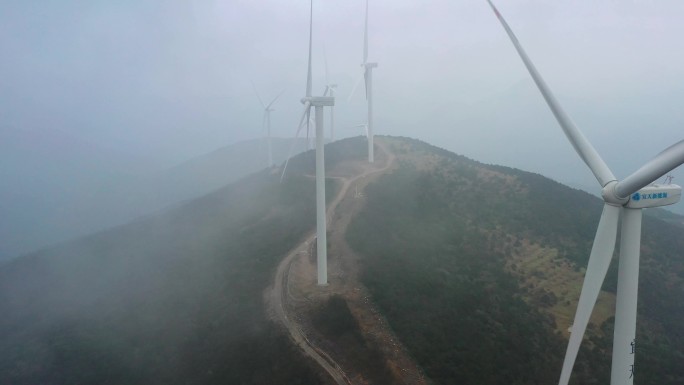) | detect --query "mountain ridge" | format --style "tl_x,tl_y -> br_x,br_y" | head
1,136 -> 682,384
